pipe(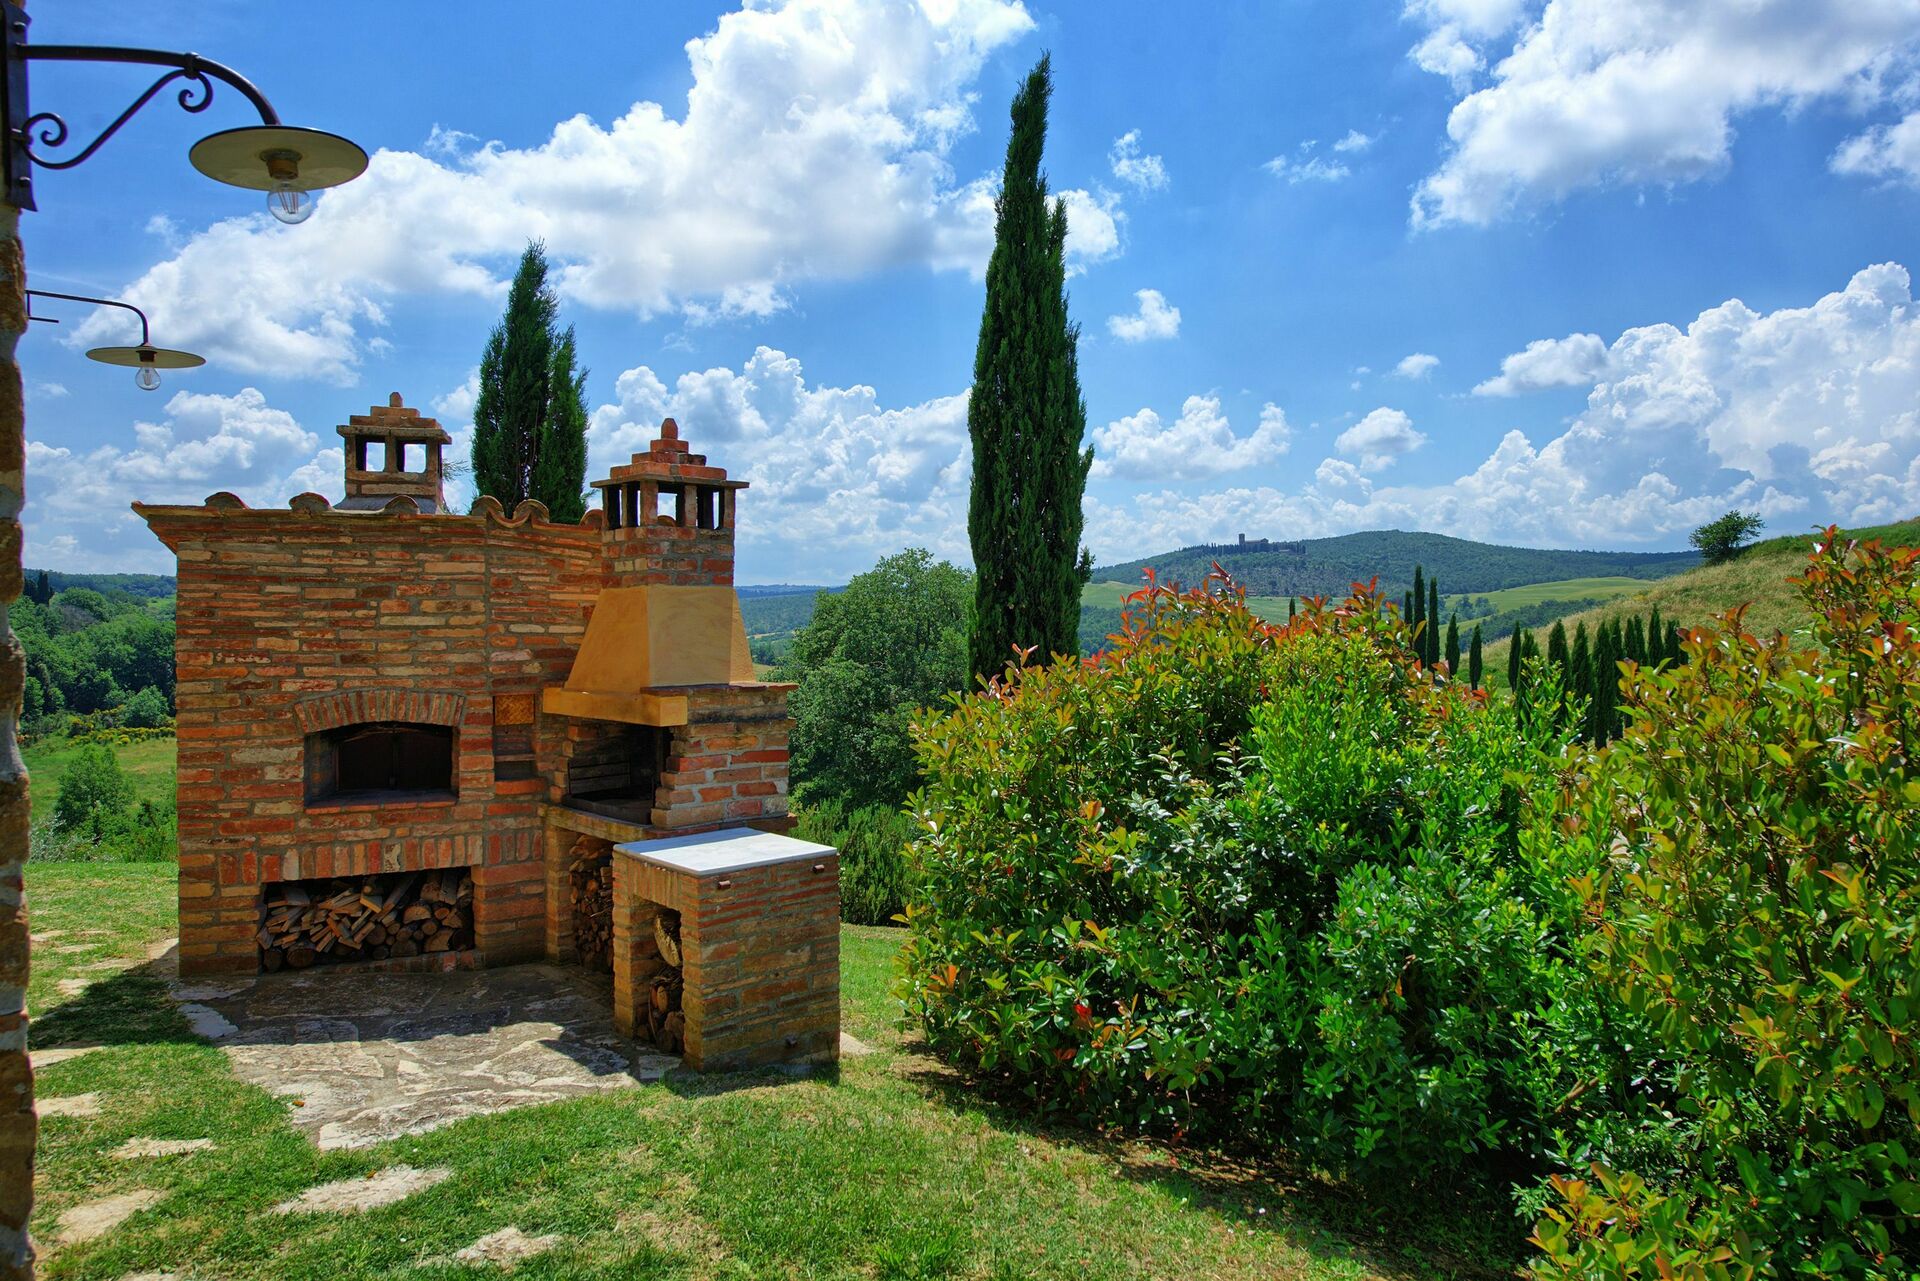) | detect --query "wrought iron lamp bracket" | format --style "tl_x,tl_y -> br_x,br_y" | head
2,2 -> 281,210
